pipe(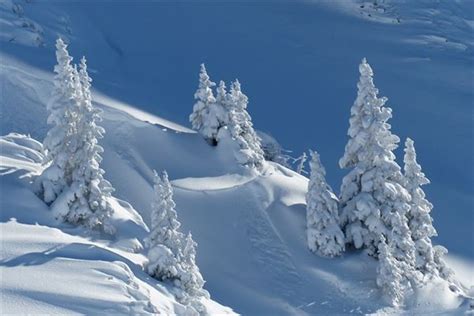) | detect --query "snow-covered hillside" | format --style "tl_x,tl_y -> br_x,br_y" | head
1,48 -> 472,315
1,0 -> 473,315
0,132 -> 235,315
1,0 -> 472,258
